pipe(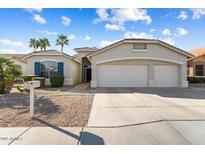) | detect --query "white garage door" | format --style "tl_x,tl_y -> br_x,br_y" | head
97,65 -> 148,87
154,65 -> 179,87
